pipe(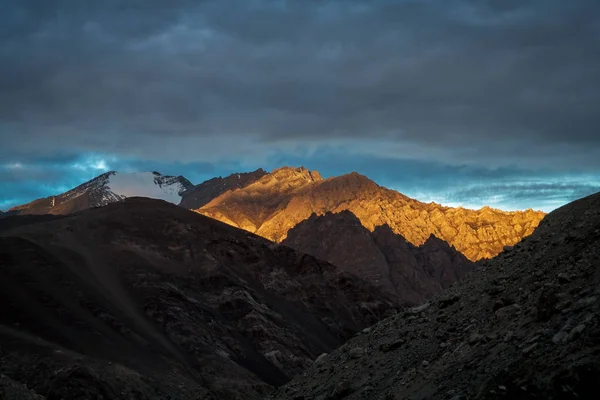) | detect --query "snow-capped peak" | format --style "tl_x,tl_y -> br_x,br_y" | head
106,171 -> 192,205
9,170 -> 194,215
